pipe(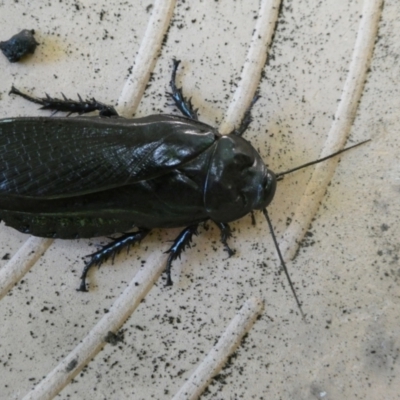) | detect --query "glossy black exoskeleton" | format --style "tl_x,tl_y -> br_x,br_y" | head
0,60 -> 367,317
